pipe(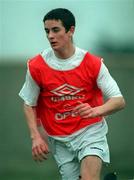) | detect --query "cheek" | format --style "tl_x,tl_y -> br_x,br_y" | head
57,31 -> 68,41
59,35 -> 69,43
